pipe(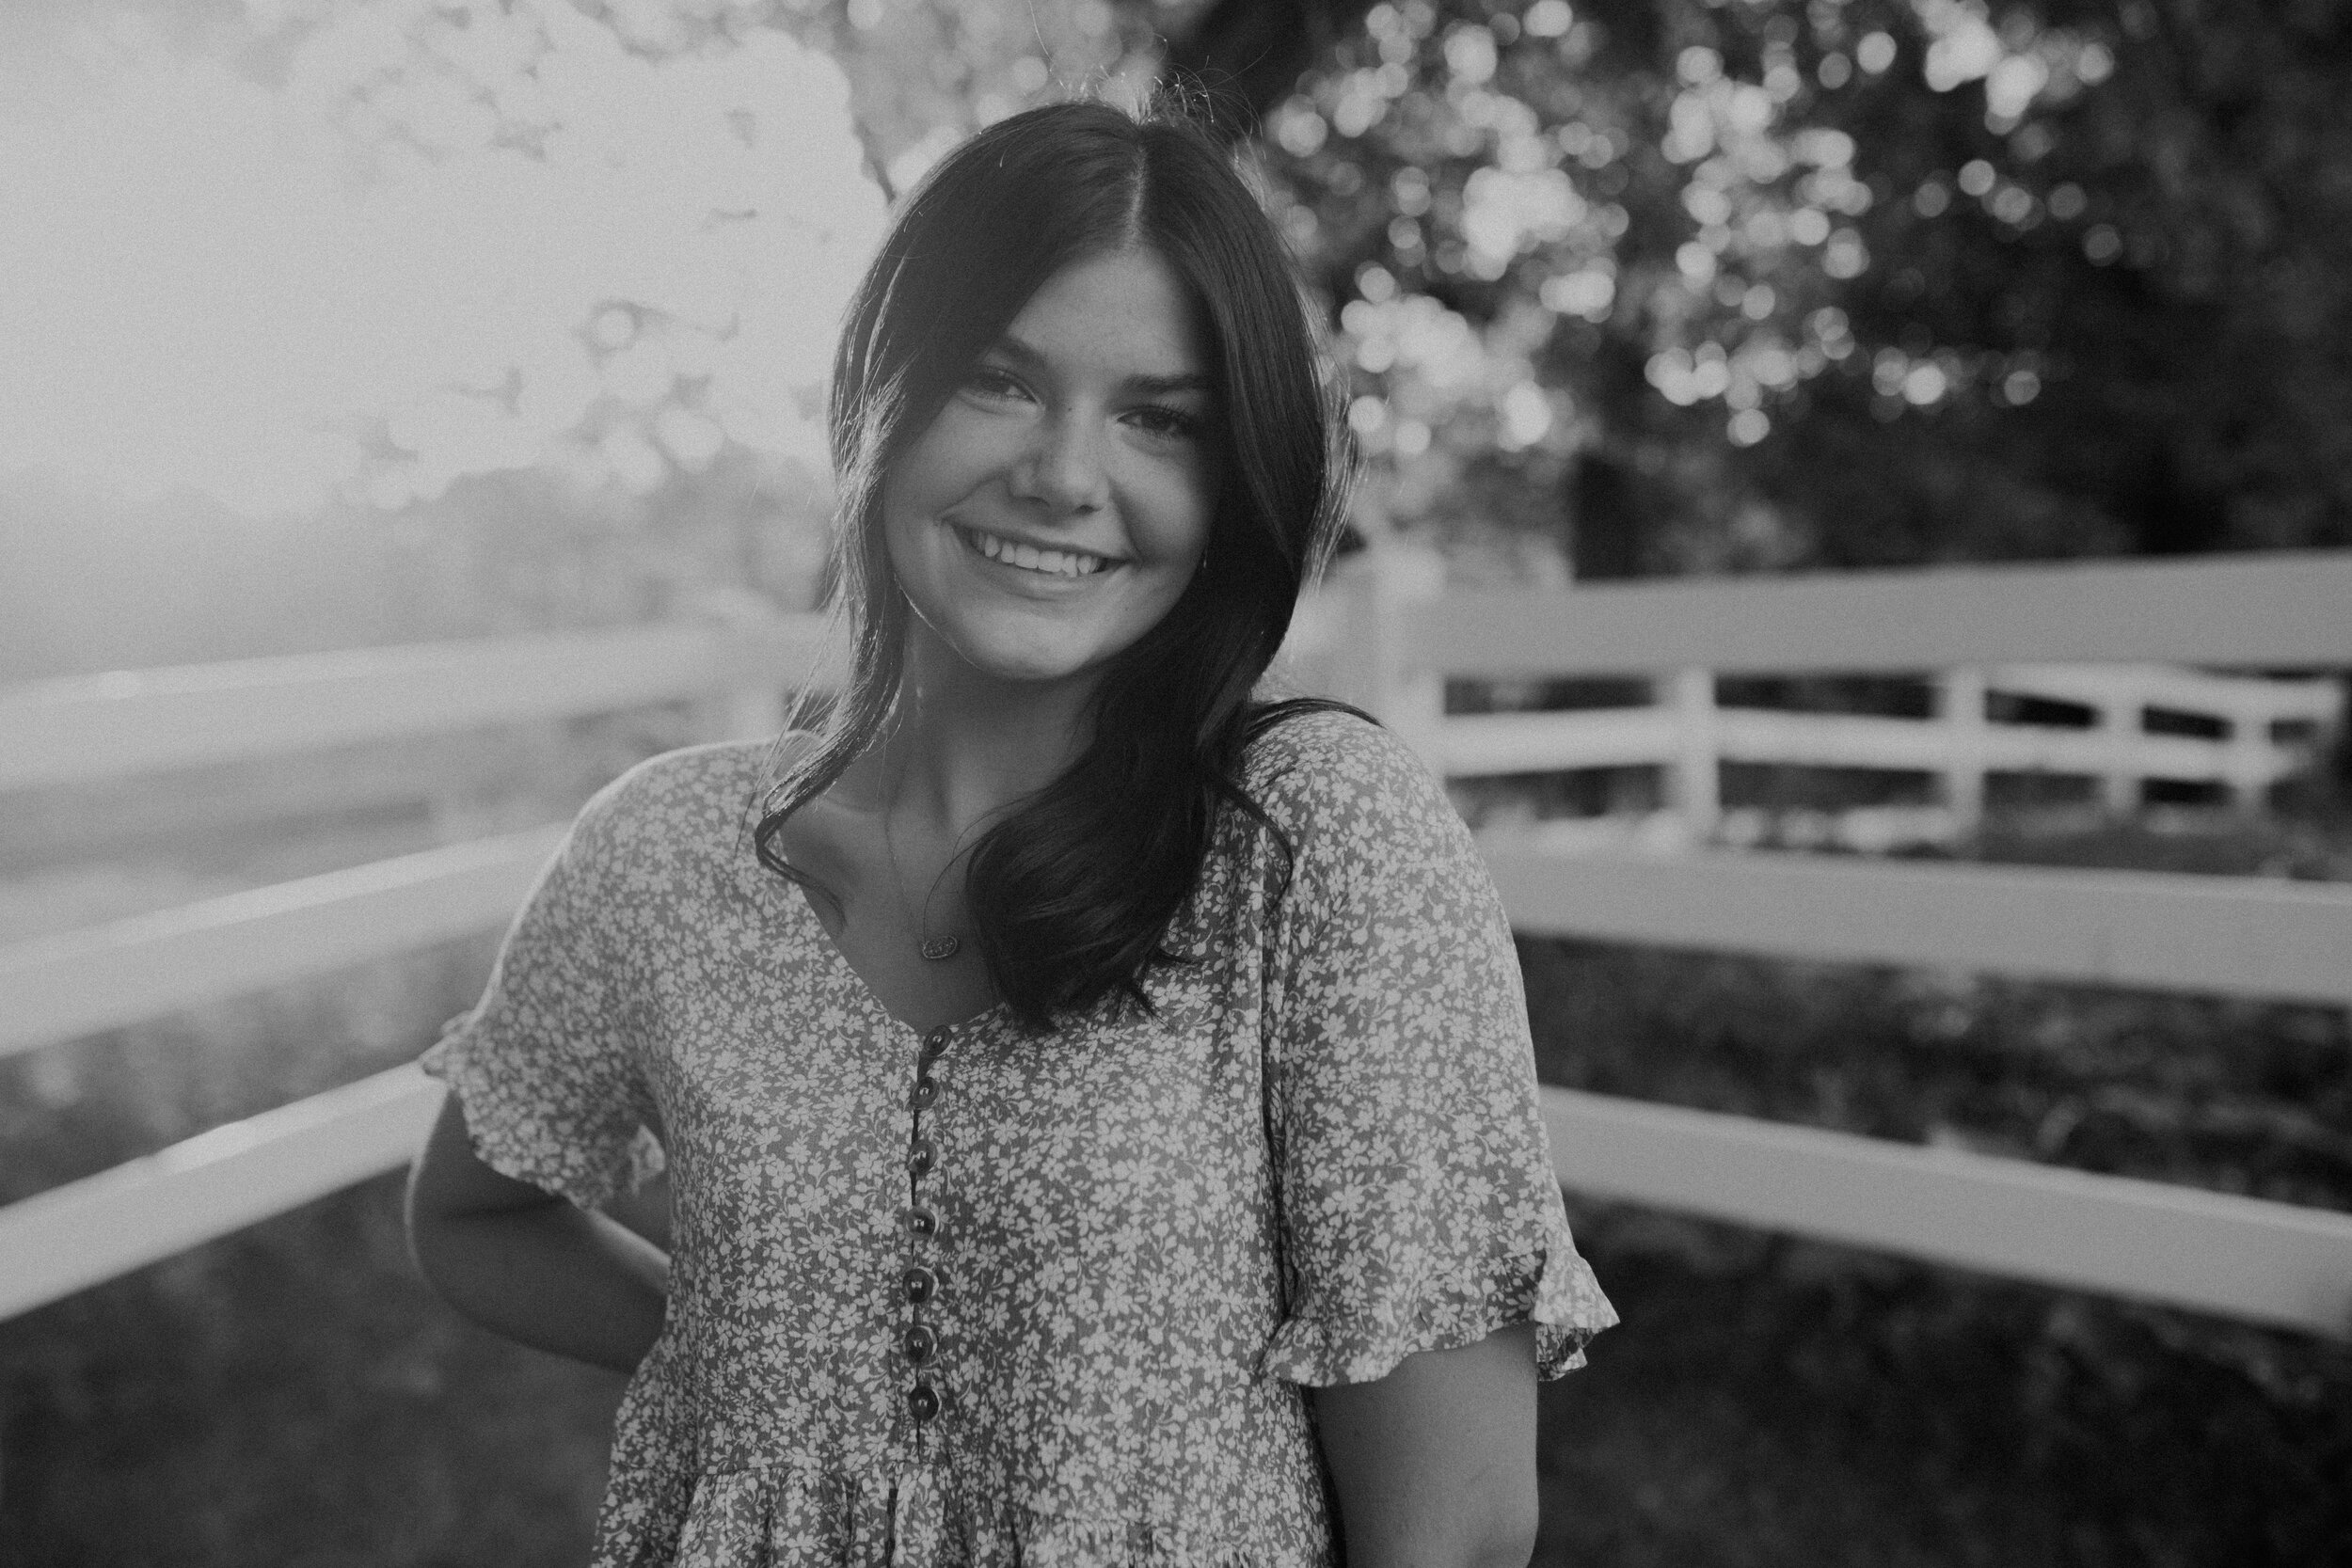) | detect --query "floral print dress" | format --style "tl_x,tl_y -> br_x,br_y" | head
421,708 -> 1615,1567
